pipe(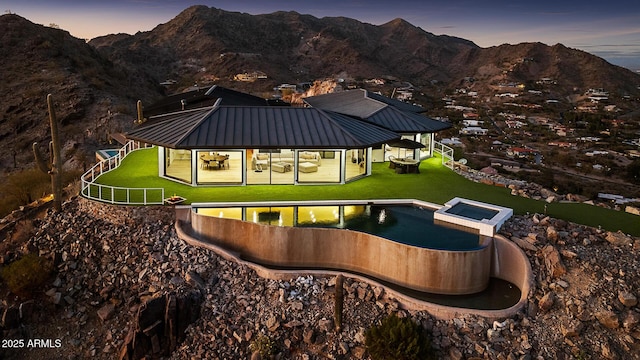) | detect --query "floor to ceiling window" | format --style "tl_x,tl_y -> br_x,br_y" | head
419,133 -> 432,159
164,148 -> 192,183
196,150 -> 243,184
297,150 -> 341,183
346,148 -> 366,181
246,149 -> 295,185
